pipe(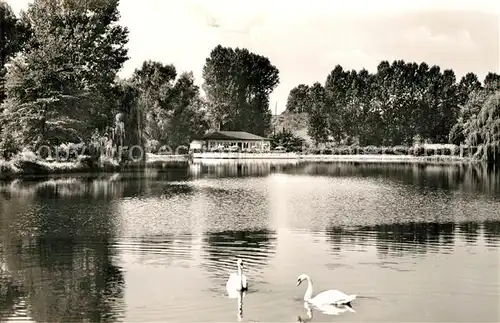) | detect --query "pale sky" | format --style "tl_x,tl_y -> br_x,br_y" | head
6,0 -> 500,114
